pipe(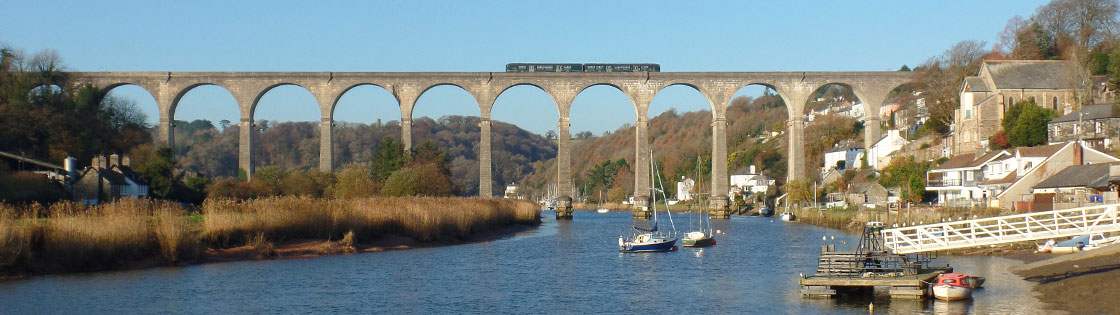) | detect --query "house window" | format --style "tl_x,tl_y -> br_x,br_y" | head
1053,97 -> 1058,110
966,109 -> 972,119
1008,96 -> 1015,106
1024,162 -> 1033,172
